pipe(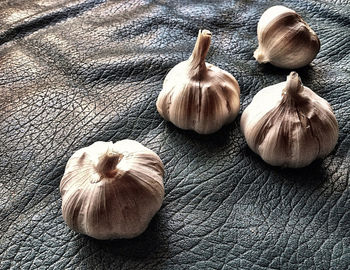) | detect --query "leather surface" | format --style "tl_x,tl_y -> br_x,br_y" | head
0,0 -> 349,269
